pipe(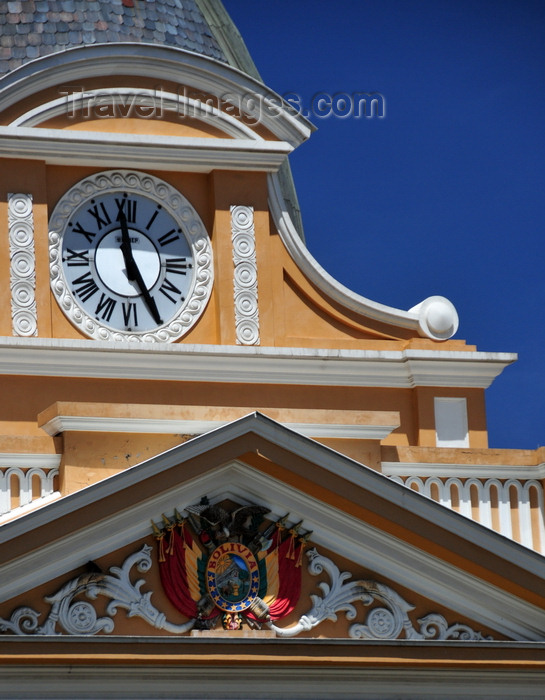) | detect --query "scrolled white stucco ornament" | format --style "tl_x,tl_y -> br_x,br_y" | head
268,548 -> 490,641
0,546 -> 194,636
0,544 -> 489,640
